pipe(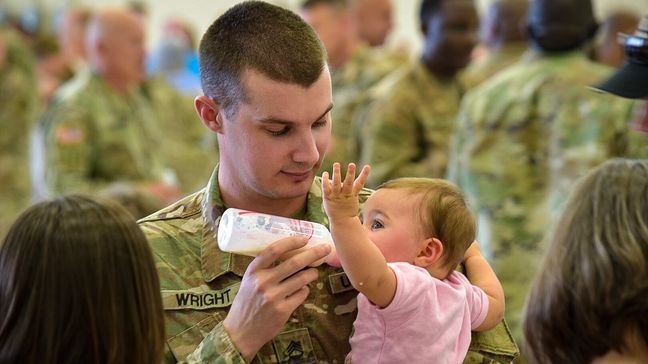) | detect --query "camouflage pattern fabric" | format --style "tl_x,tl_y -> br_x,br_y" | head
359,61 -> 464,188
320,44 -> 406,175
142,76 -> 219,194
461,43 -> 528,89
450,50 -> 648,345
139,165 -> 519,363
0,29 -> 38,237
35,71 -> 171,197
